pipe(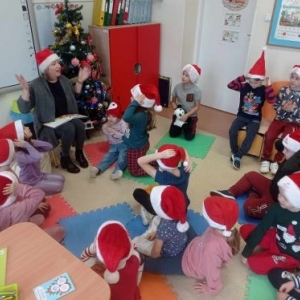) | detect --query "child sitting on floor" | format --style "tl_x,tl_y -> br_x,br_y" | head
80,220 -> 144,300
133,144 -> 192,225
181,196 -> 240,295
89,102 -> 128,180
240,172 -> 300,275
133,185 -> 189,258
